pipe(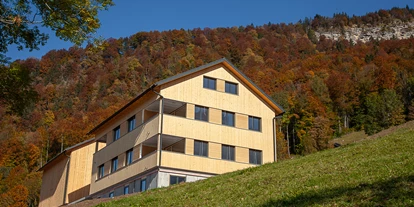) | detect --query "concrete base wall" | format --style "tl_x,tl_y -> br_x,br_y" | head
91,168 -> 212,199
